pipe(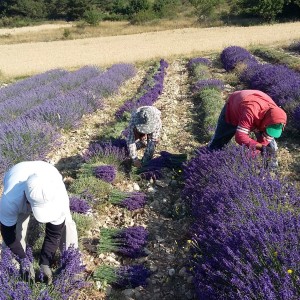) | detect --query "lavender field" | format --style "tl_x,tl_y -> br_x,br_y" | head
0,40 -> 299,300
